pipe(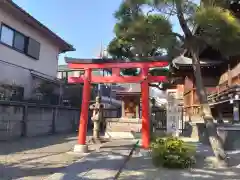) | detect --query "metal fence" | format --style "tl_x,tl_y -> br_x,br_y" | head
139,106 -> 185,131
155,109 -> 167,130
